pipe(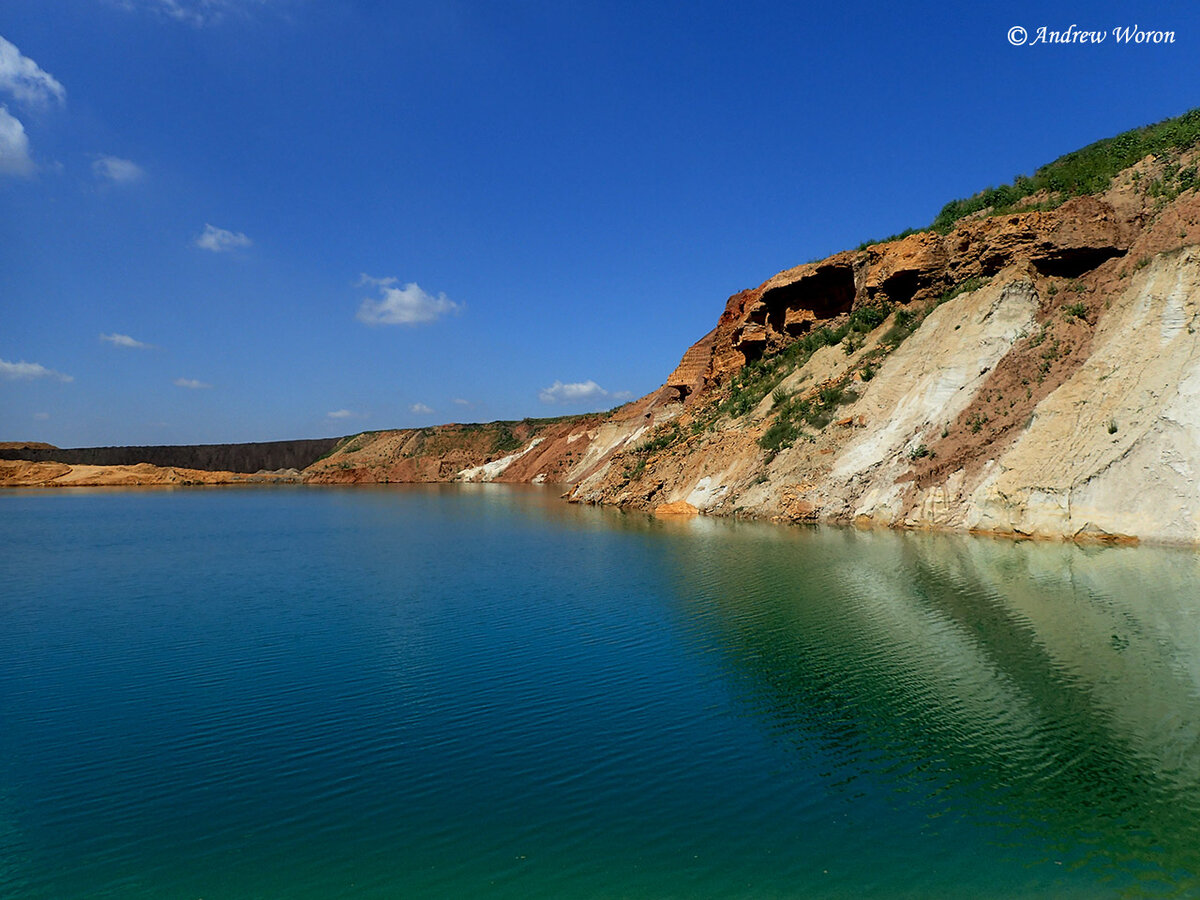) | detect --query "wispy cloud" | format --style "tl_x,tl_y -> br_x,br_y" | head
110,0 -> 282,27
327,408 -> 365,420
0,36 -> 66,107
0,106 -> 33,176
34,411 -> 49,420
538,379 -> 630,405
409,402 -> 434,415
93,155 -> 144,184
0,37 -> 64,178
173,377 -> 211,389
100,332 -> 153,349
195,223 -> 252,252
356,275 -> 463,326
452,397 -> 473,407
1,358 -> 73,382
